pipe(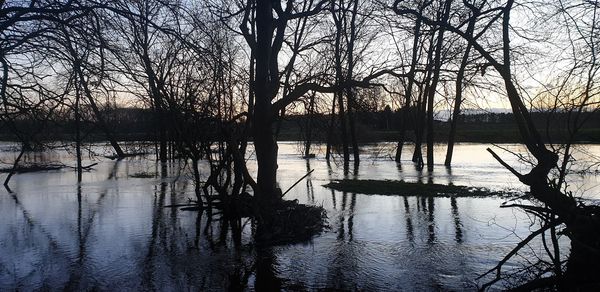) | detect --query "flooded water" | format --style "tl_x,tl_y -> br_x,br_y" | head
0,142 -> 598,290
